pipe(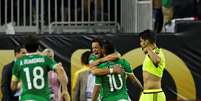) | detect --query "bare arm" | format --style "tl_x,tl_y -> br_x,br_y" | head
11,79 -> 21,91
90,66 -> 110,76
127,73 -> 143,91
92,85 -> 101,101
10,74 -> 20,91
17,81 -> 22,90
90,52 -> 120,67
10,80 -> 18,91
48,72 -> 52,85
101,52 -> 120,62
146,47 -> 161,65
62,91 -> 70,101
90,64 -> 123,76
55,64 -> 70,101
